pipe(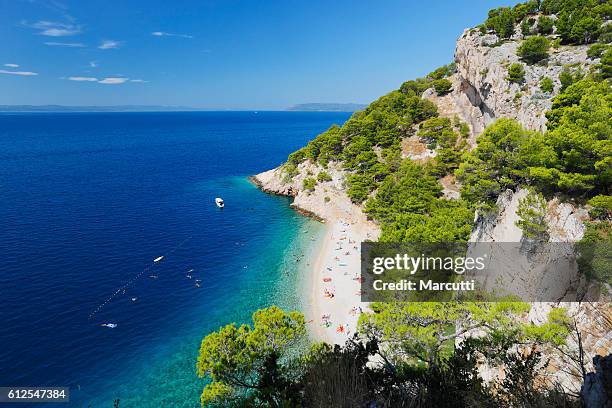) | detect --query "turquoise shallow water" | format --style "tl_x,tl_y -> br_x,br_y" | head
98,185 -> 325,407
92,179 -> 325,407
0,111 -> 347,407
